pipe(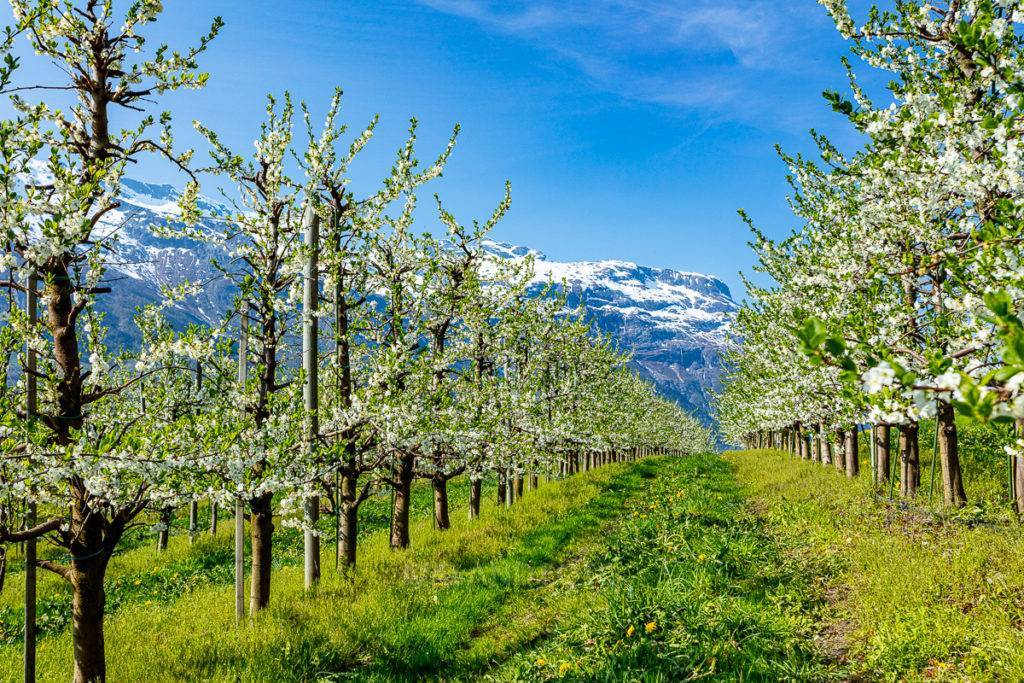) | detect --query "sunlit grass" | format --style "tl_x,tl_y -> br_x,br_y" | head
0,464 -> 645,681
730,449 -> 1024,682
